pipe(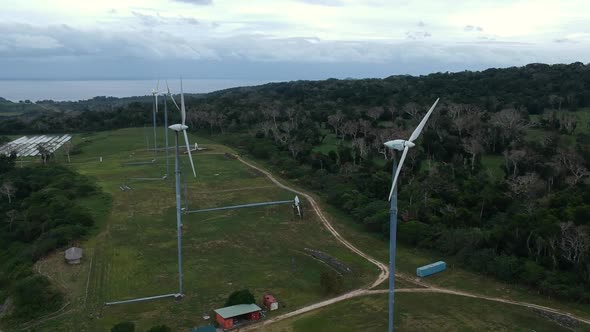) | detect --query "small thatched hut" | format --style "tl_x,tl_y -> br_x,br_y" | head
65,247 -> 83,264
